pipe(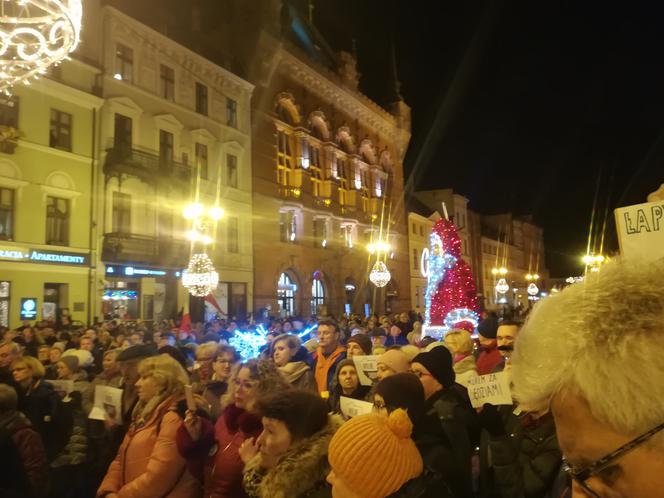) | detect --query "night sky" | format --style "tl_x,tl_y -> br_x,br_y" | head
312,0 -> 664,277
